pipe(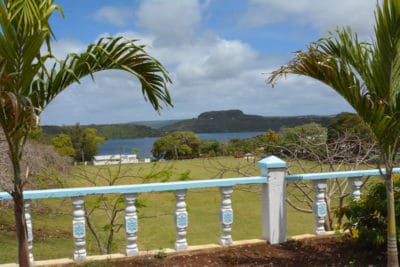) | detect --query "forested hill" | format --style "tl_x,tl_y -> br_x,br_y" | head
161,110 -> 333,133
41,124 -> 163,139
41,110 -> 335,139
